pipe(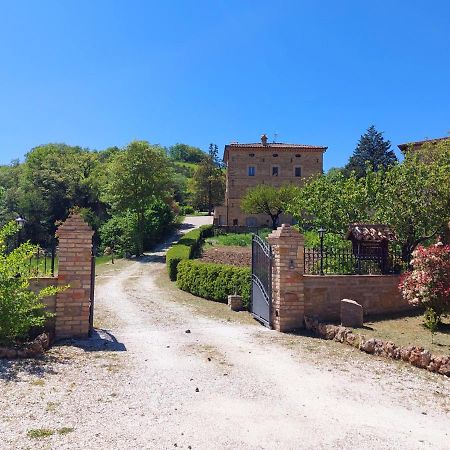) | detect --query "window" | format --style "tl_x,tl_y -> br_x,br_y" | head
272,166 -> 279,176
295,154 -> 301,158
233,219 -> 238,226
272,153 -> 278,157
249,153 -> 255,157
246,217 -> 257,227
248,166 -> 256,176
294,166 -> 301,177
